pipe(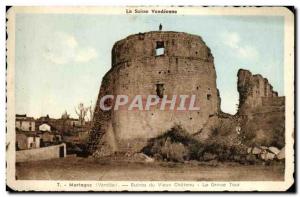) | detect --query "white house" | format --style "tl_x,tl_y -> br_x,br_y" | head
15,114 -> 35,132
39,123 -> 51,132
